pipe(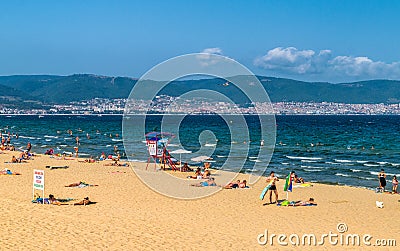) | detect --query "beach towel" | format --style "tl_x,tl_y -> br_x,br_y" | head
32,198 -> 74,204
277,200 -> 317,207
293,183 -> 313,188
